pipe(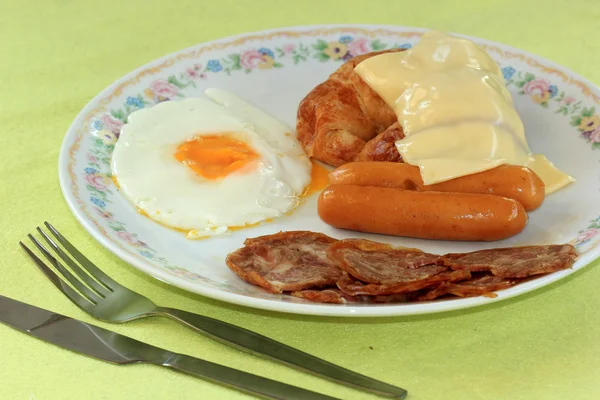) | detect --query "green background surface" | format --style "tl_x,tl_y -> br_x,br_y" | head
2,1 -> 600,399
